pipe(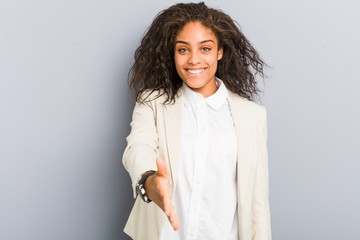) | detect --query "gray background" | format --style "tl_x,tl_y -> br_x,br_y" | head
1,0 -> 359,240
